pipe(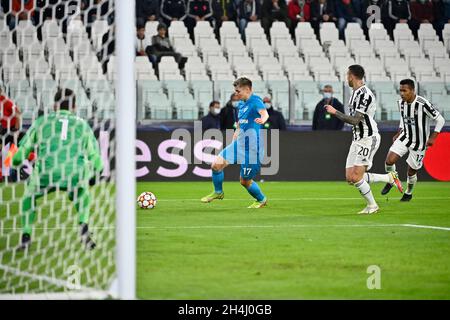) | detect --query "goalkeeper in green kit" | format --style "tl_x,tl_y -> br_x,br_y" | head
10,89 -> 103,250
